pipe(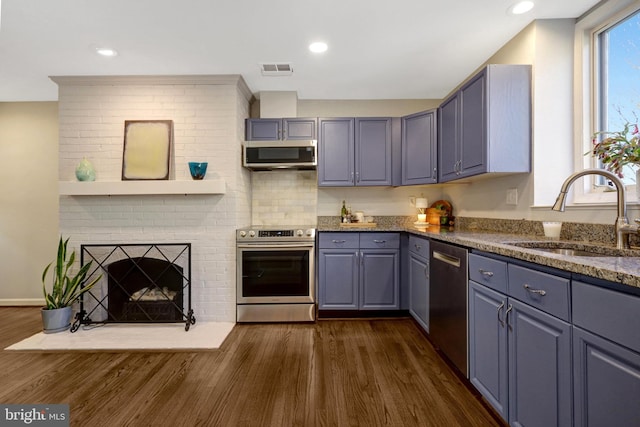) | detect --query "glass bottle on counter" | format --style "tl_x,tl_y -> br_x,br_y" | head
341,200 -> 348,223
